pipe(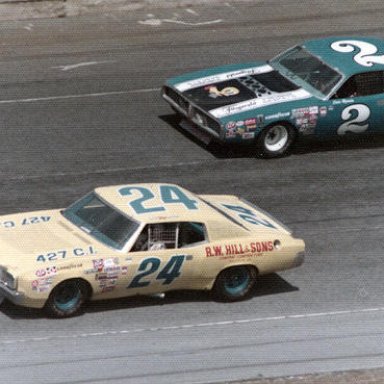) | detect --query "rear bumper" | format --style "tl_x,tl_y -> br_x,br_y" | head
292,251 -> 305,268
